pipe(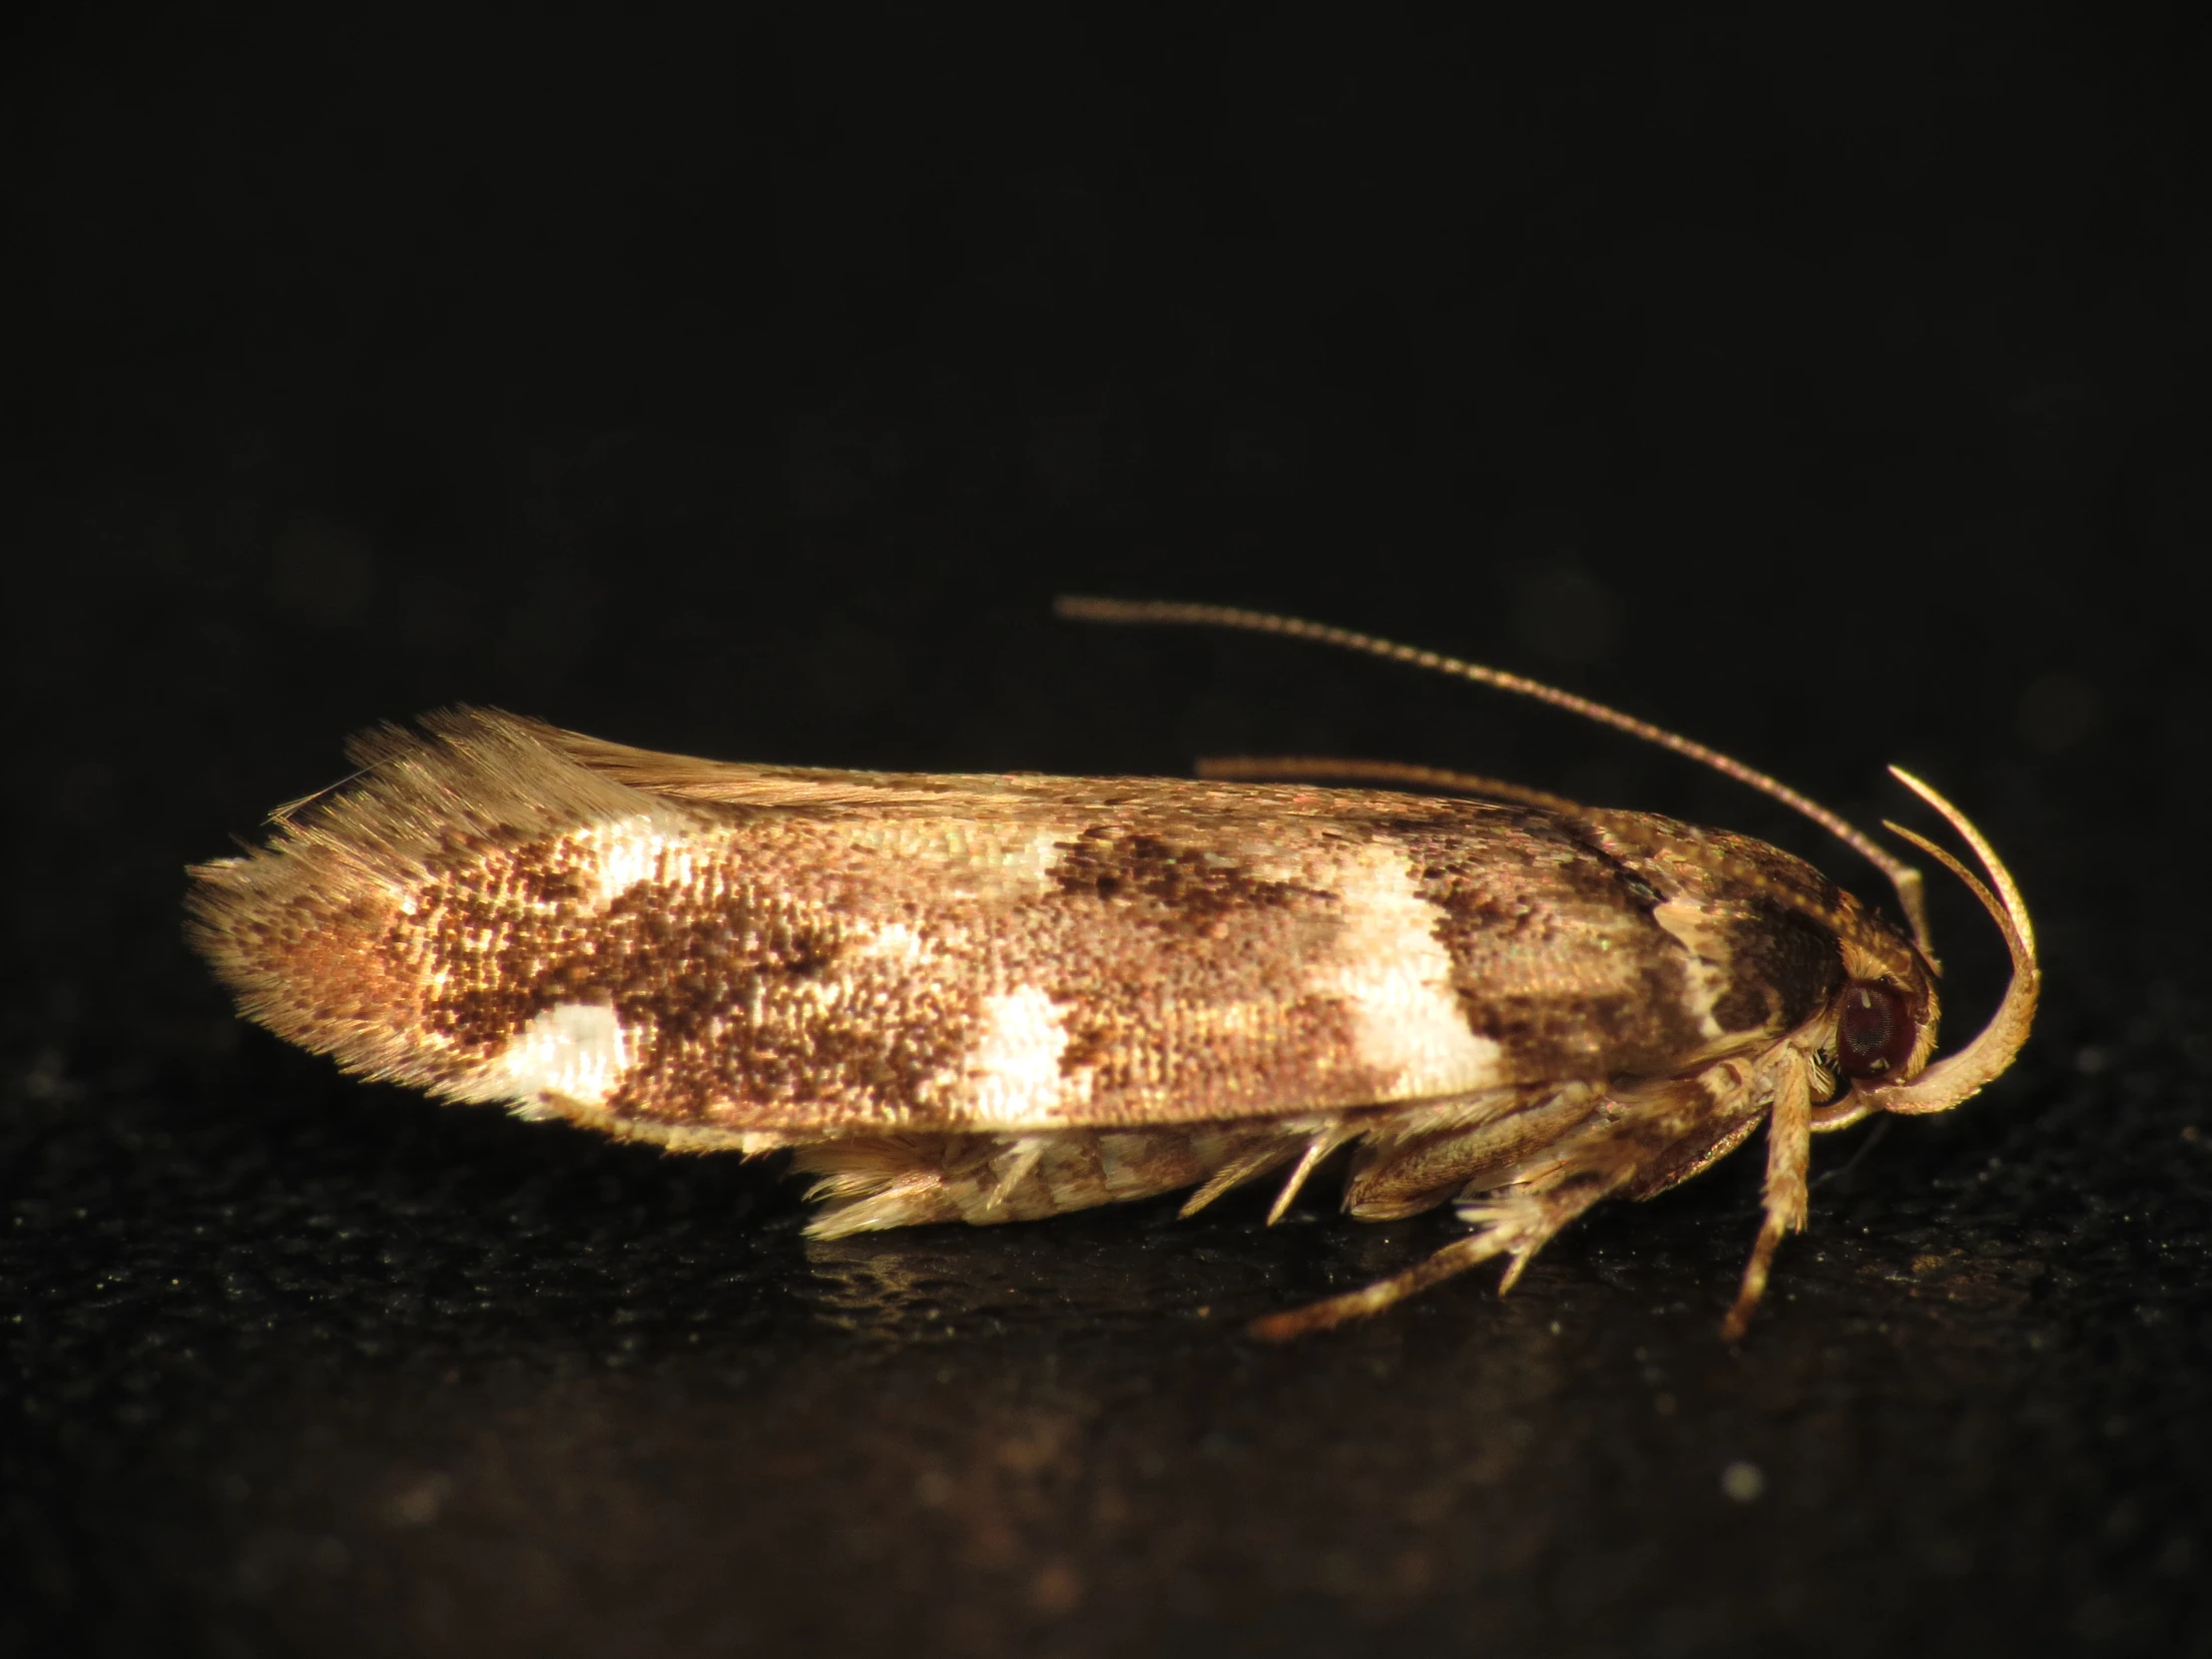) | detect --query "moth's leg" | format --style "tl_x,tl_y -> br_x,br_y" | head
1247,1226 -> 1524,1340
1174,1113 -> 1359,1221
795,1135 -> 989,1238
1340,1086 -> 1601,1221
1177,1135 -> 1305,1219
1264,1121 -> 1364,1224
1253,1060 -> 1770,1340
797,1124 -> 1295,1238
1249,1158 -> 1632,1341
1720,1050 -> 1815,1340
